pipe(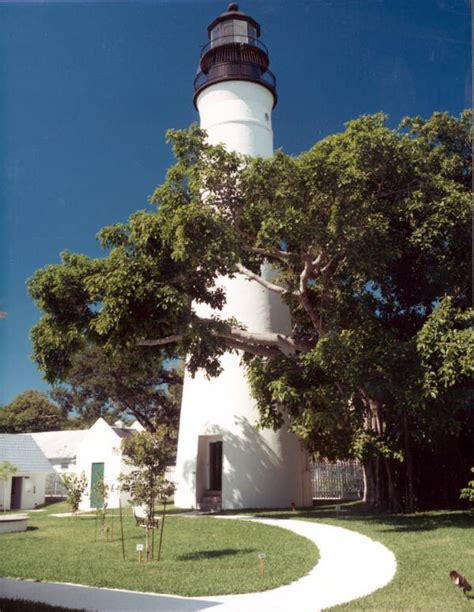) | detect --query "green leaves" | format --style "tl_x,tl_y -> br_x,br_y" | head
27,113 -> 472,508
460,468 -> 474,502
120,427 -> 176,525
61,471 -> 88,514
0,389 -> 67,433
50,344 -> 182,431
417,297 -> 474,398
0,461 -> 17,481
